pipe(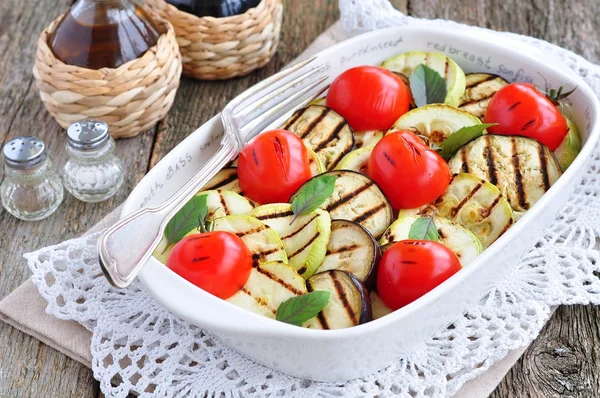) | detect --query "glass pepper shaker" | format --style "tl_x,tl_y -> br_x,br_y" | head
1,137 -> 64,221
62,120 -> 124,203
